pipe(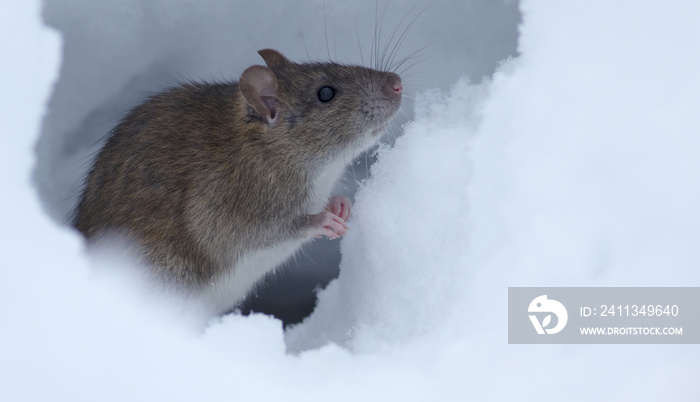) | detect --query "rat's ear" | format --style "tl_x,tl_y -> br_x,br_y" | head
258,49 -> 290,68
239,65 -> 279,124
